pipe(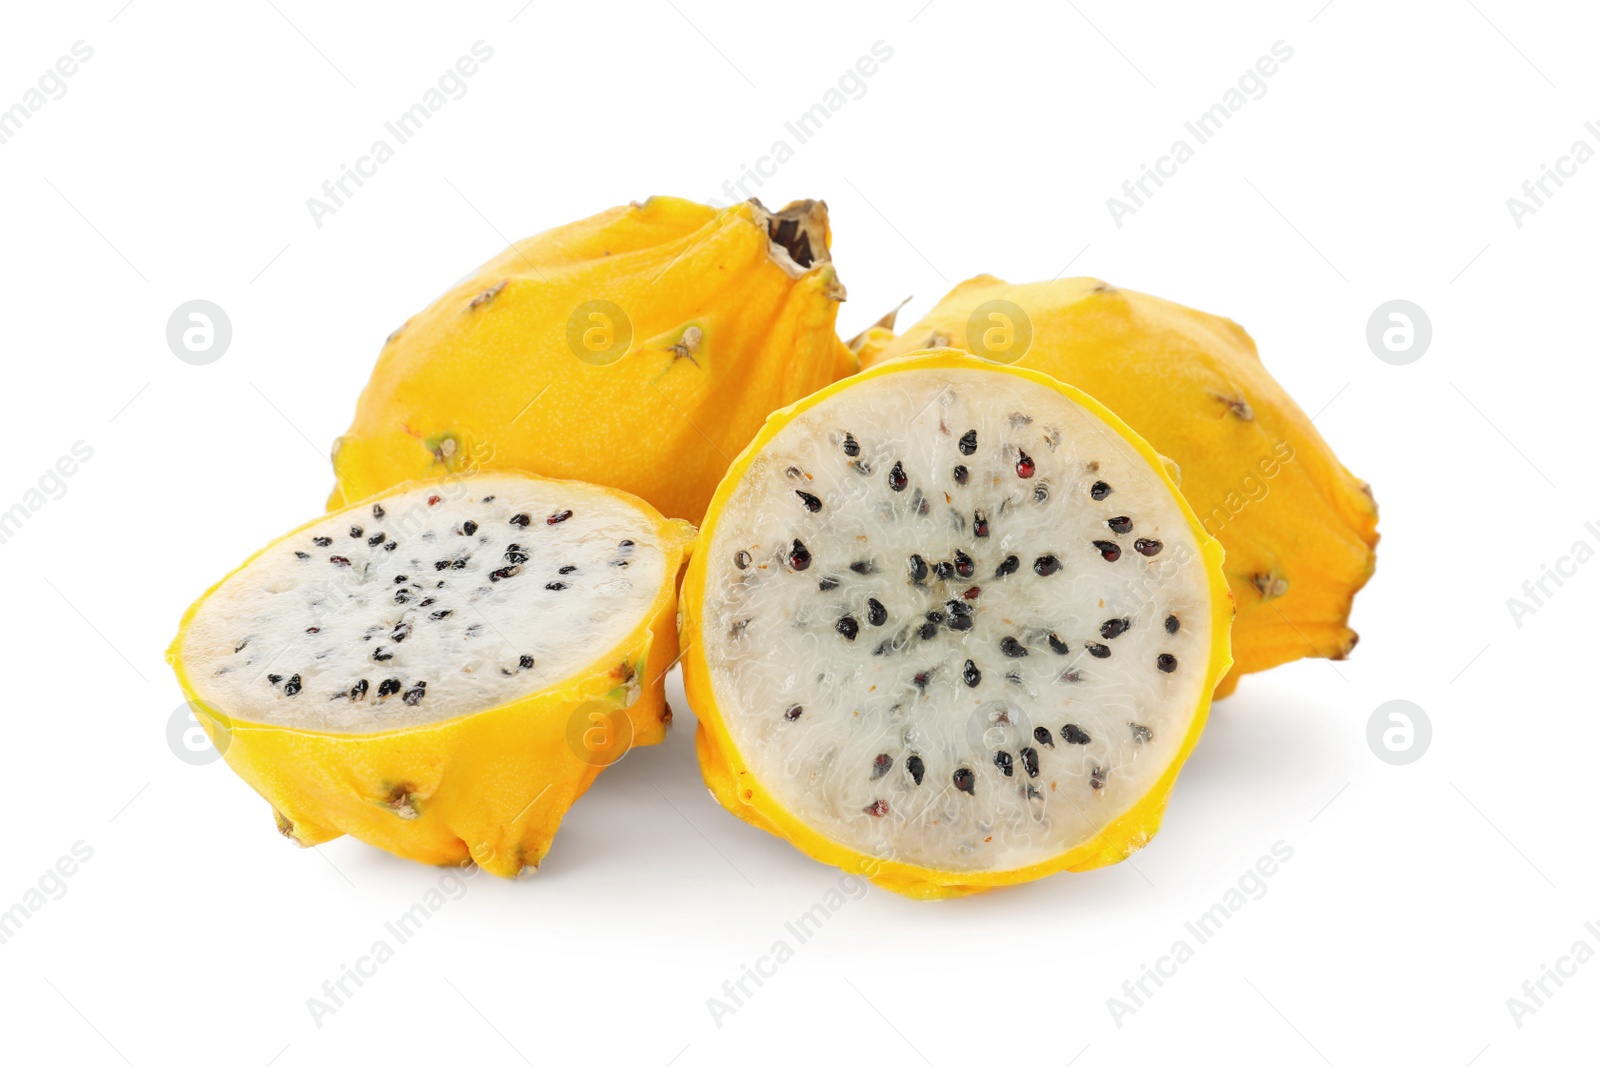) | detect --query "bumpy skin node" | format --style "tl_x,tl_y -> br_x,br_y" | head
167,473 -> 695,877
859,278 -> 1377,697
328,196 -> 856,523
680,350 -> 1233,899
